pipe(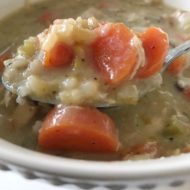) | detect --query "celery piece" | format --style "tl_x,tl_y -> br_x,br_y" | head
163,115 -> 189,137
